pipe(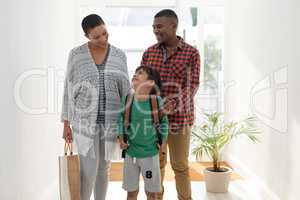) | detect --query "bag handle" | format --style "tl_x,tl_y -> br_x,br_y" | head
64,141 -> 73,156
